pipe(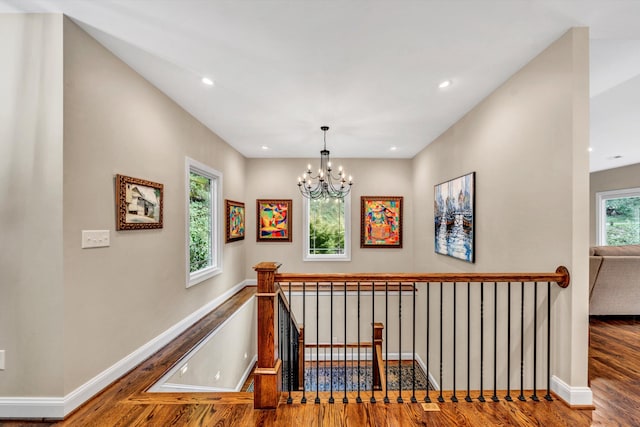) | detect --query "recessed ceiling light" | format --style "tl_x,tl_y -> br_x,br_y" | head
438,80 -> 452,89
390,146 -> 398,151
201,77 -> 214,86
588,147 -> 593,152
261,145 -> 269,150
